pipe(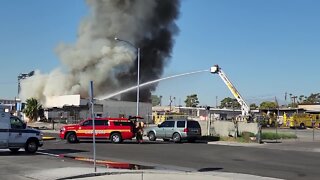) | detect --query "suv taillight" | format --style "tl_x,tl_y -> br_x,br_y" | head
183,128 -> 189,132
